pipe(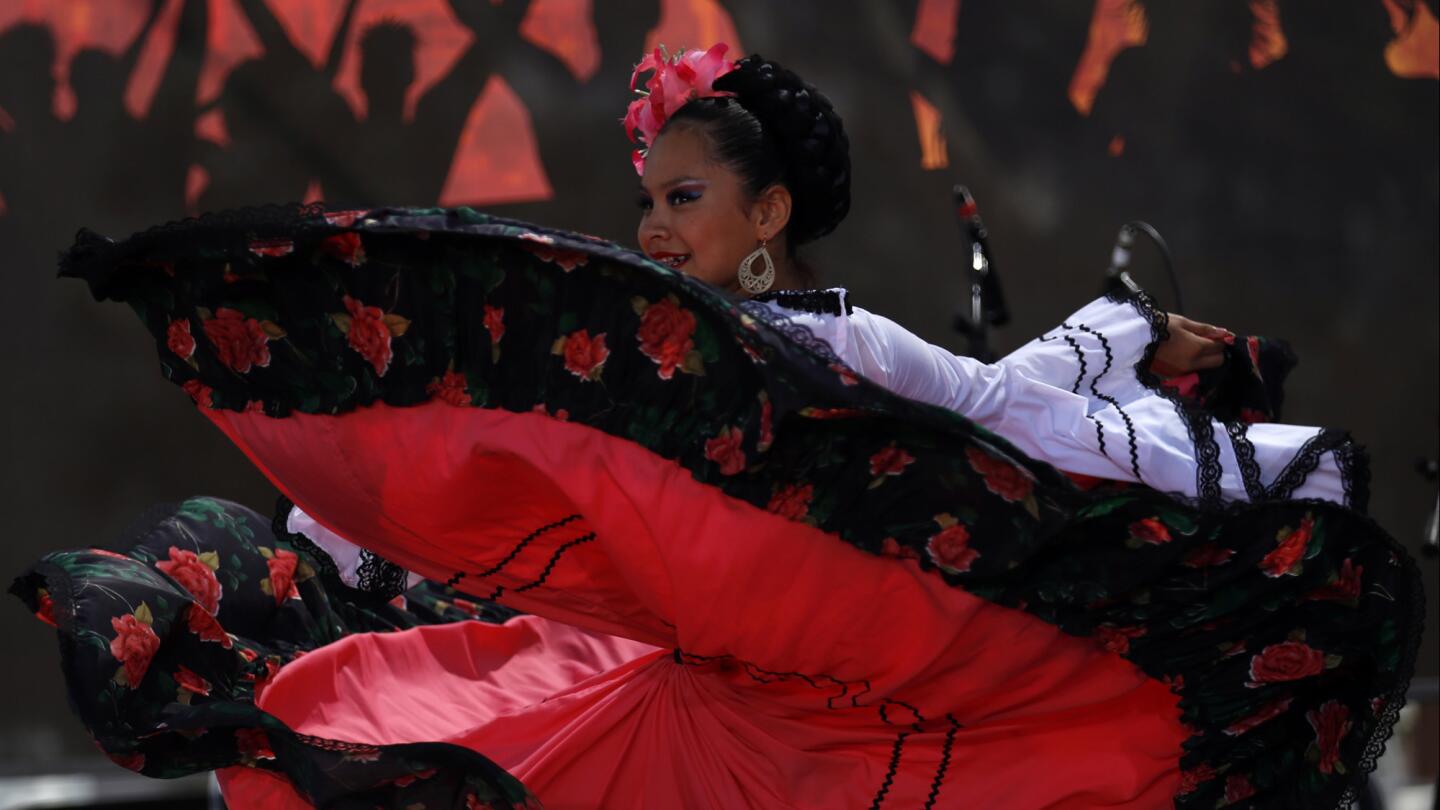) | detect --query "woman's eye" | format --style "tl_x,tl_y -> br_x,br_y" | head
668,189 -> 700,206
635,196 -> 653,211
